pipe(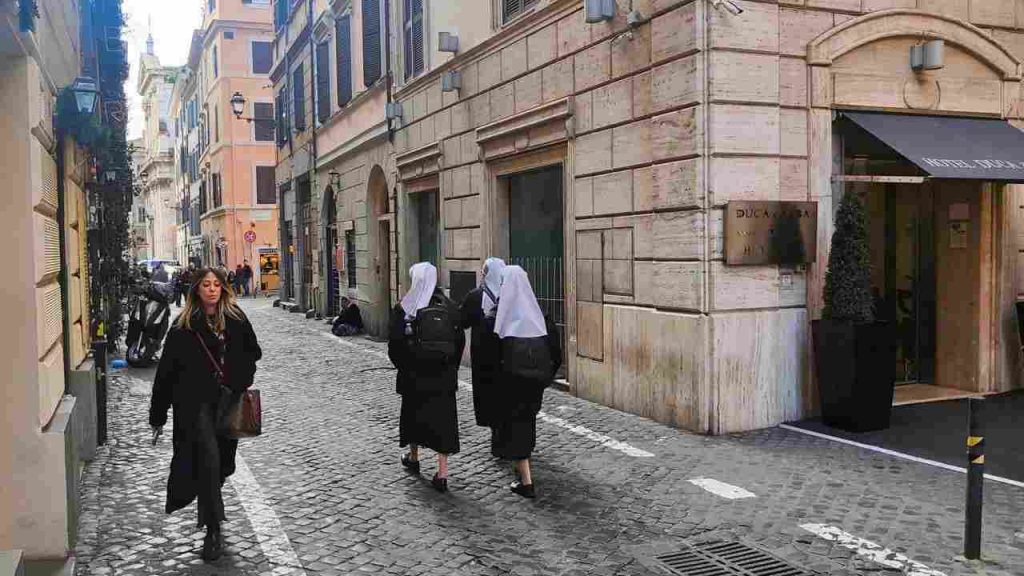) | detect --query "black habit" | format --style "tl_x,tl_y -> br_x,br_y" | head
149,310 -> 262,528
491,316 -> 562,461
459,287 -> 502,427
388,290 -> 465,455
